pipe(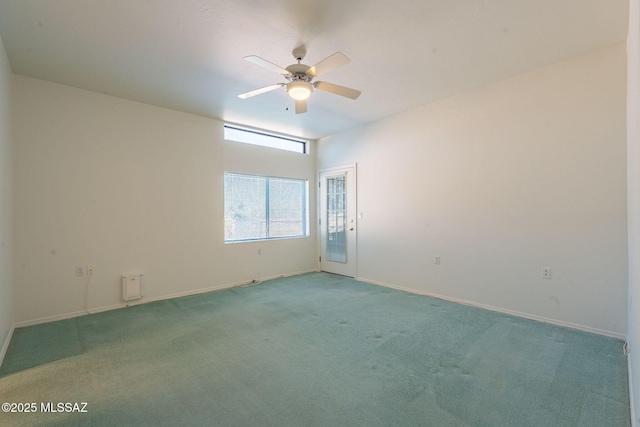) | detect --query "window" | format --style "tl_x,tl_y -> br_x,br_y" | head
224,172 -> 309,242
224,125 -> 308,154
